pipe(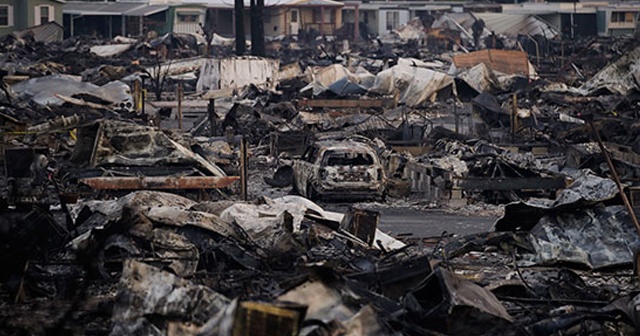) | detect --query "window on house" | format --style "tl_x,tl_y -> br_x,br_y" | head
313,8 -> 334,23
324,9 -> 334,23
178,14 -> 199,23
611,11 -> 634,23
40,6 -> 50,24
291,10 -> 298,23
625,12 -> 635,22
313,9 -> 321,23
0,6 -> 8,27
35,5 -> 53,25
386,11 -> 399,31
